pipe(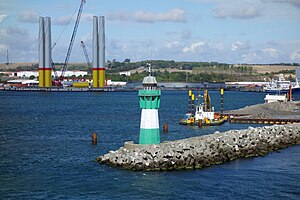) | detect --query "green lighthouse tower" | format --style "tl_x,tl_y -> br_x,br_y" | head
139,66 -> 161,144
